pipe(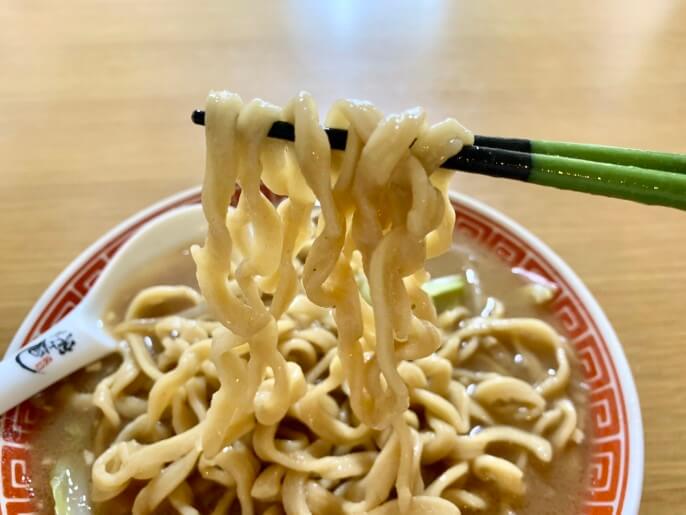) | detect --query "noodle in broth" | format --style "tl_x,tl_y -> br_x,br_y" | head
31,92 -> 588,514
